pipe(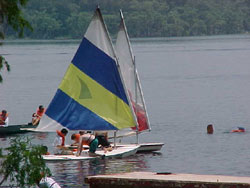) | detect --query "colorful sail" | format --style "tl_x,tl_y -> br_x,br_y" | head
36,8 -> 136,132
115,10 -> 150,132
